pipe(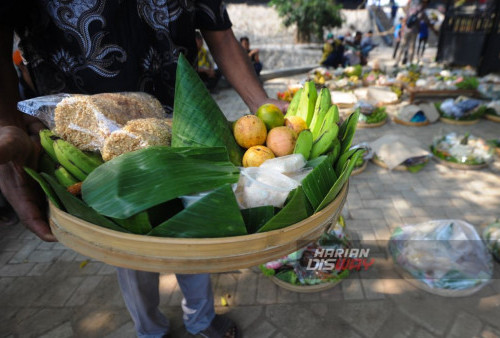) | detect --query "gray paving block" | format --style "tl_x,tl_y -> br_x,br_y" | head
27,249 -> 62,263
39,321 -> 74,338
341,278 -> 365,300
27,263 -> 53,276
336,300 -> 392,338
34,276 -> 84,307
446,312 -> 483,338
234,272 -> 258,305
213,273 -> 238,307
15,308 -> 72,337
66,275 -> 104,306
225,305 -> 263,331
8,239 -> 39,263
0,263 -> 35,277
256,274 -> 277,305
